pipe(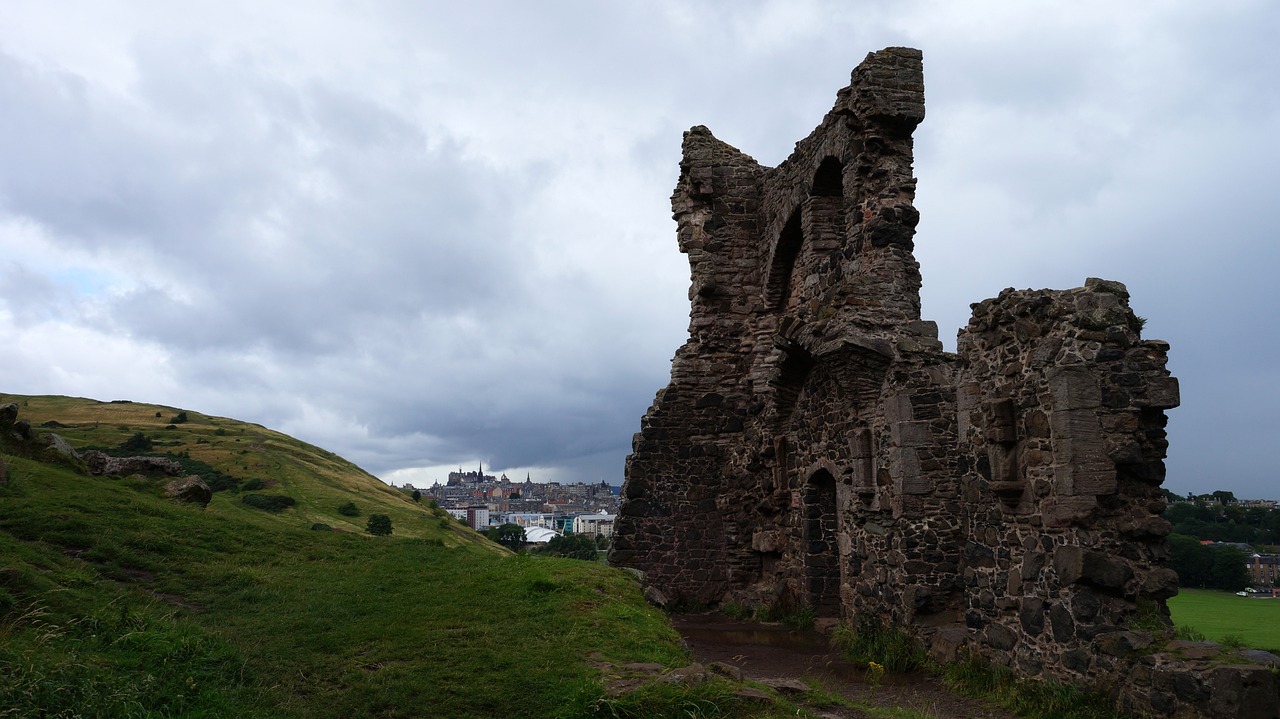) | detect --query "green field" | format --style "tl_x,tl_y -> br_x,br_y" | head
1167,588 -> 1280,651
